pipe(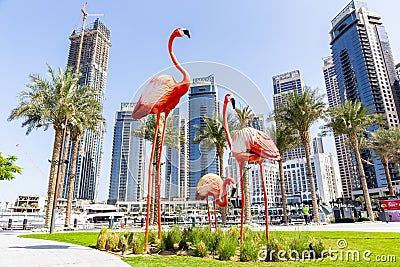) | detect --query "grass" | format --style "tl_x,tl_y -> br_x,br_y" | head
20,230 -> 400,266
